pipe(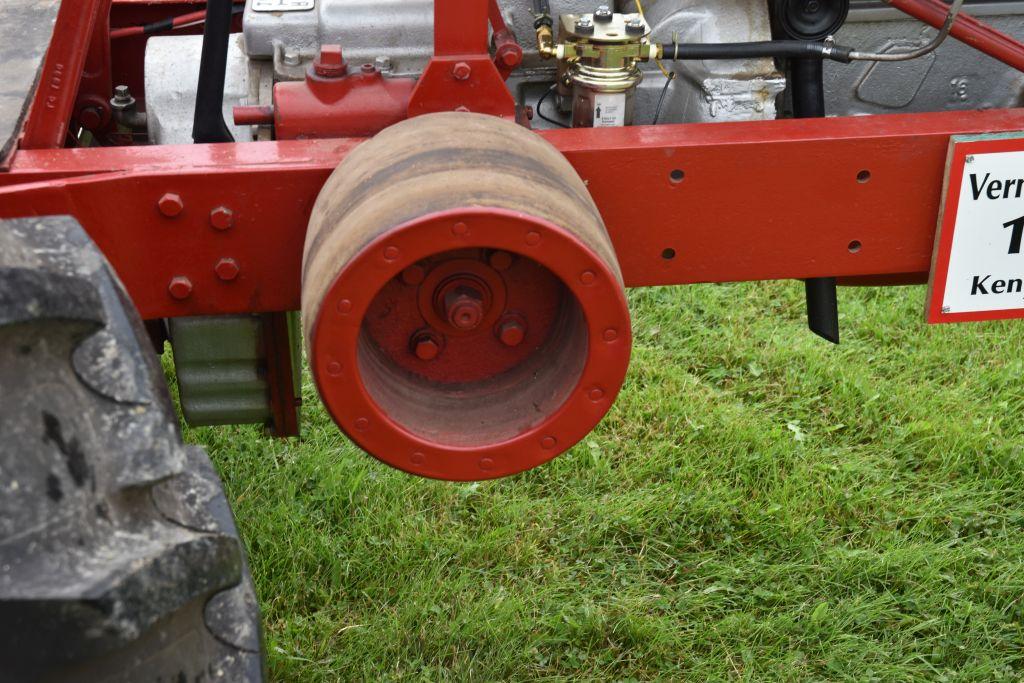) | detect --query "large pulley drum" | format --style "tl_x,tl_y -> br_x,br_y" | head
303,113 -> 631,480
